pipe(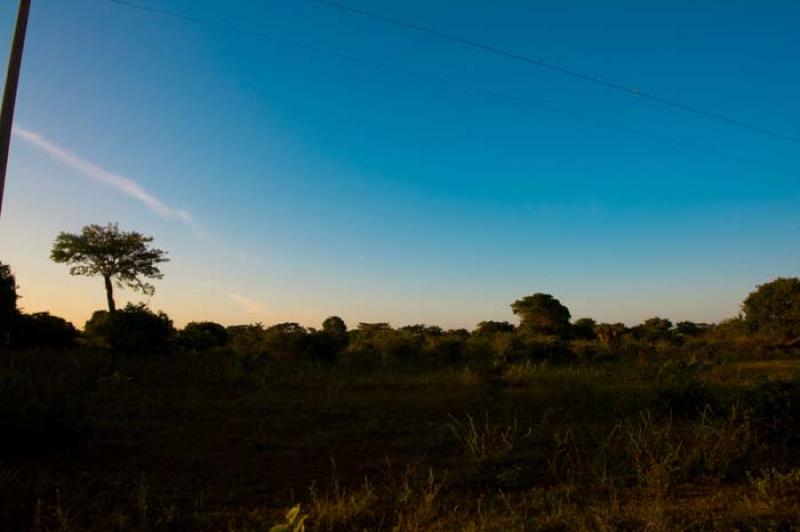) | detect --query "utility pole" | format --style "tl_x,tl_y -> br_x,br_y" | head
0,0 -> 32,219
